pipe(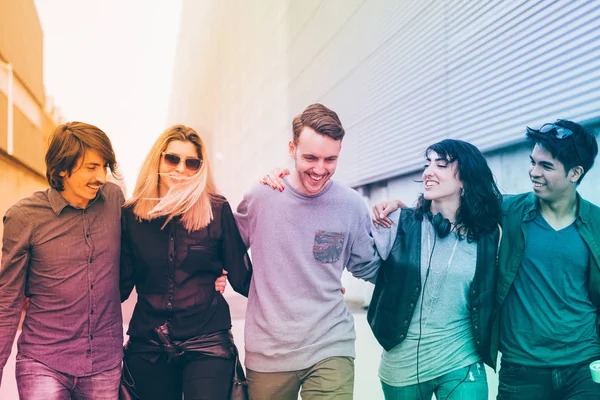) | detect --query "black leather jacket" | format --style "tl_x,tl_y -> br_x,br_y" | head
367,208 -> 500,369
